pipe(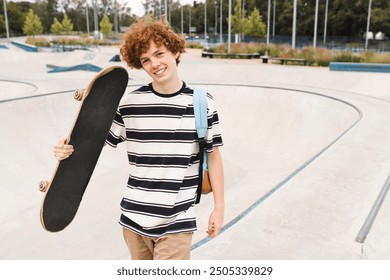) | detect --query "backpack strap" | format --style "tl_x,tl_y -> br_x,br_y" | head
193,87 -> 208,204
